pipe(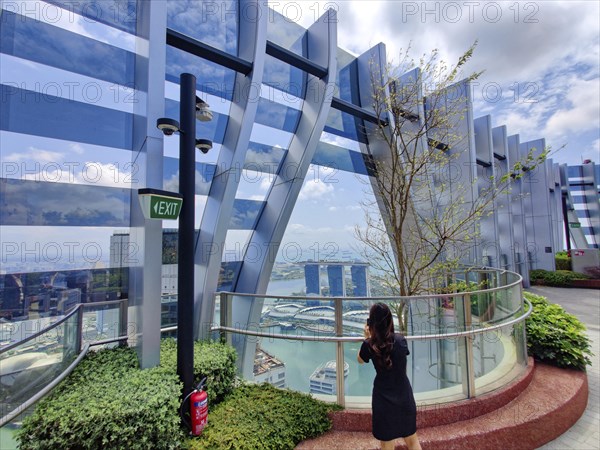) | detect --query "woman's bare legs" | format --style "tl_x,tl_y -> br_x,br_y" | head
403,432 -> 422,450
380,439 -> 396,450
